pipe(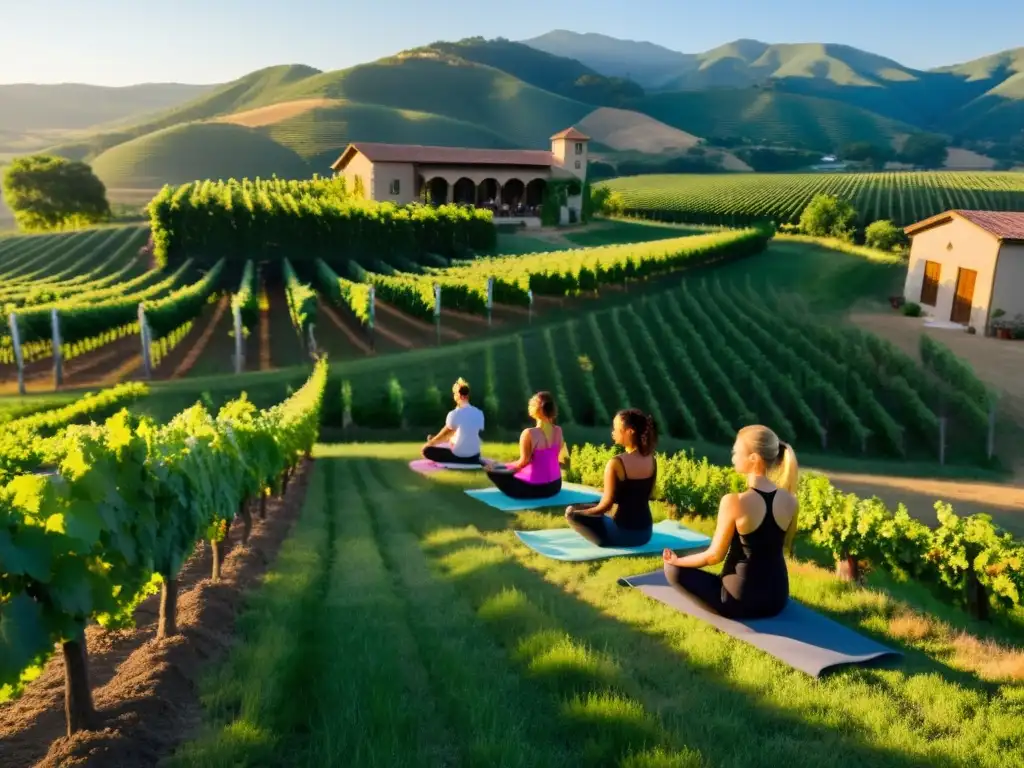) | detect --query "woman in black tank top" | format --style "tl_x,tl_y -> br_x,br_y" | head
662,425 -> 800,619
565,409 -> 657,548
